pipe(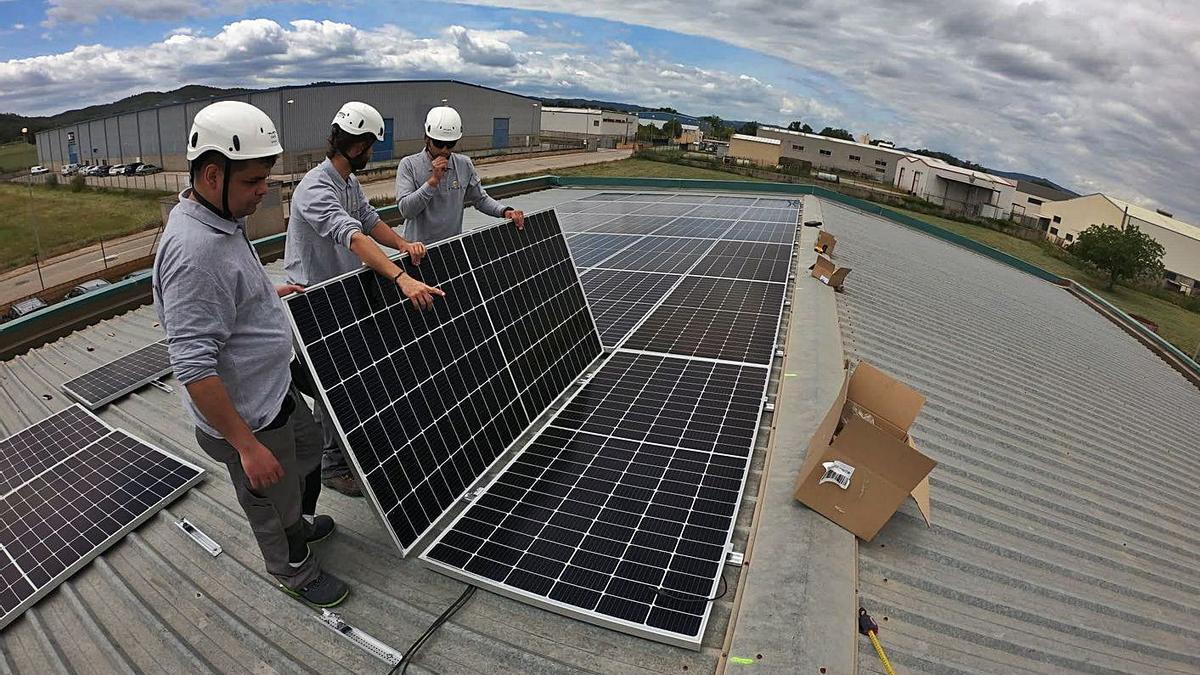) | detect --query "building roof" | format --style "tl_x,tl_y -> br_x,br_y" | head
821,198 -> 1200,673
758,126 -> 912,159
541,106 -> 604,114
730,133 -> 780,145
1103,195 -> 1200,242
1015,179 -> 1076,202
898,154 -> 1017,188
